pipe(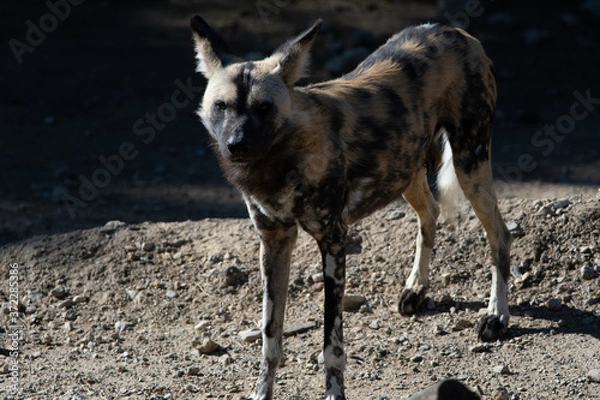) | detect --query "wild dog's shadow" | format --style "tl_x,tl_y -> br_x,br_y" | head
420,299 -> 600,341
